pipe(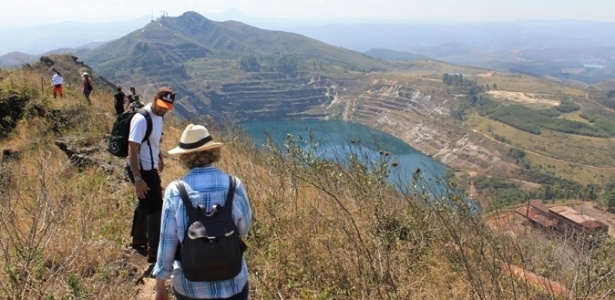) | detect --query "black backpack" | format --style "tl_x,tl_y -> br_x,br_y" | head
107,108 -> 152,157
175,176 -> 246,282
